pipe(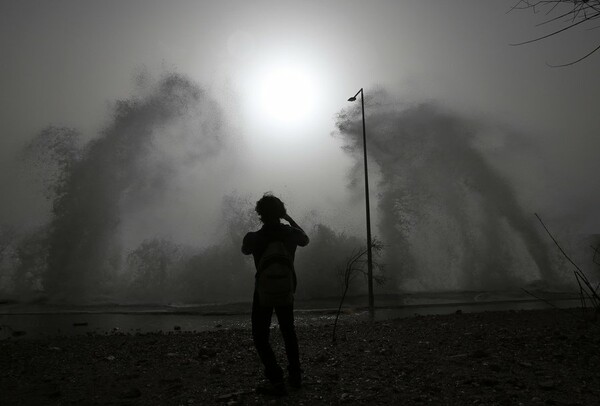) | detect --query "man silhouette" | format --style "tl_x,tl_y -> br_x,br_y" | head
242,193 -> 309,395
